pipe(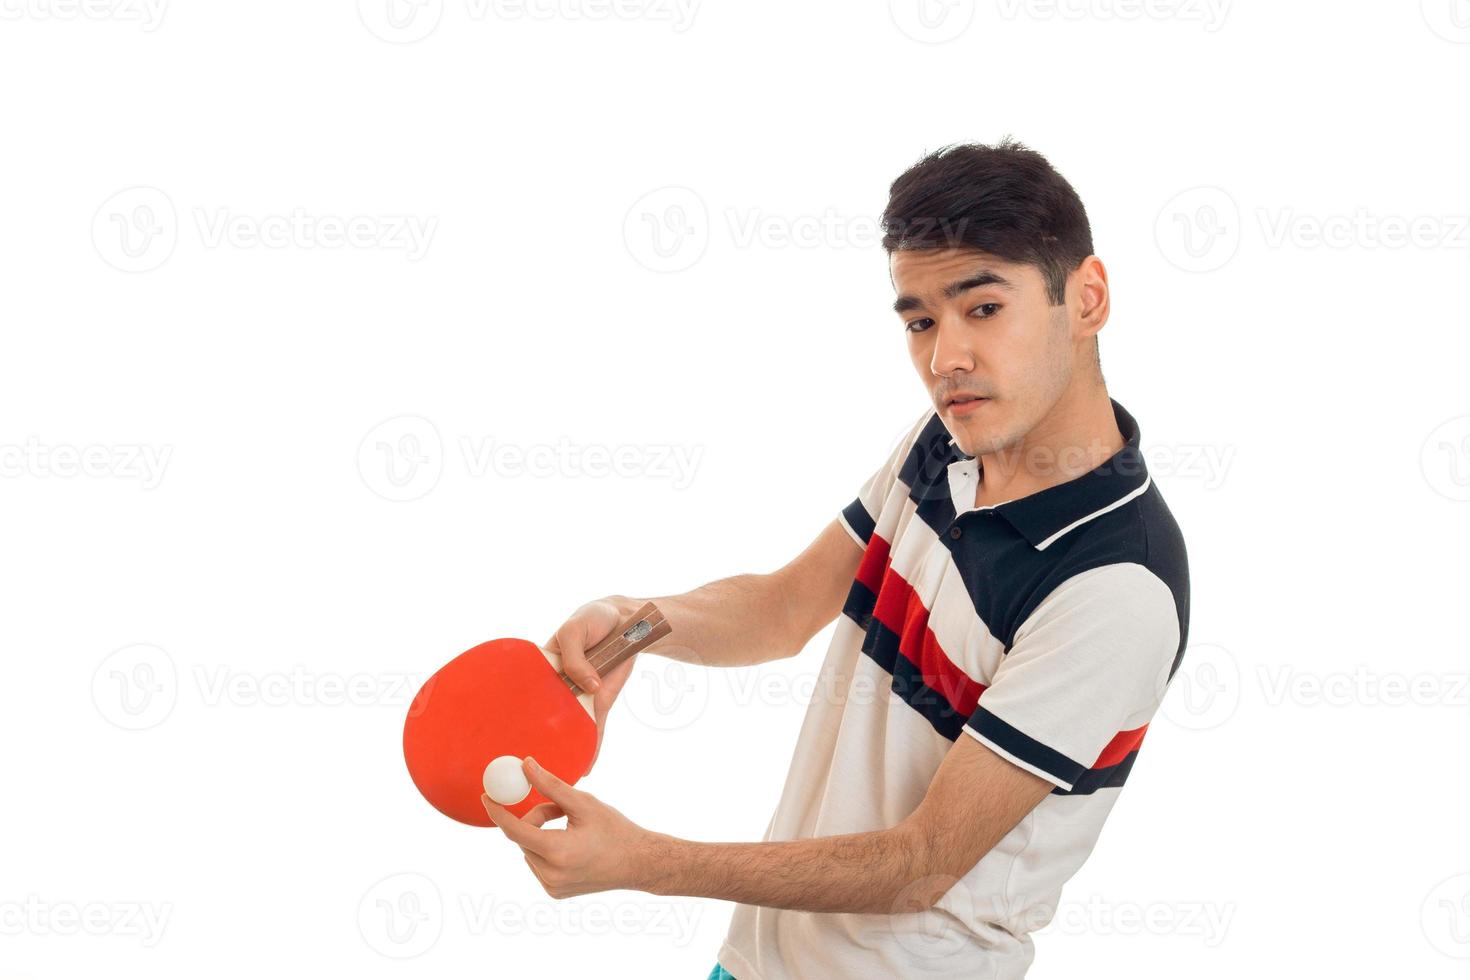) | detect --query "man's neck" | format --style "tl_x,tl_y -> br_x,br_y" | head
974,385 -> 1124,509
